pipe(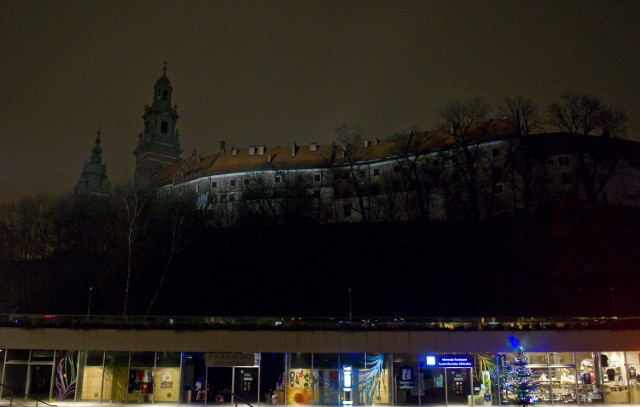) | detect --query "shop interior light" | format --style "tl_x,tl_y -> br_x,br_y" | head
343,365 -> 352,405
